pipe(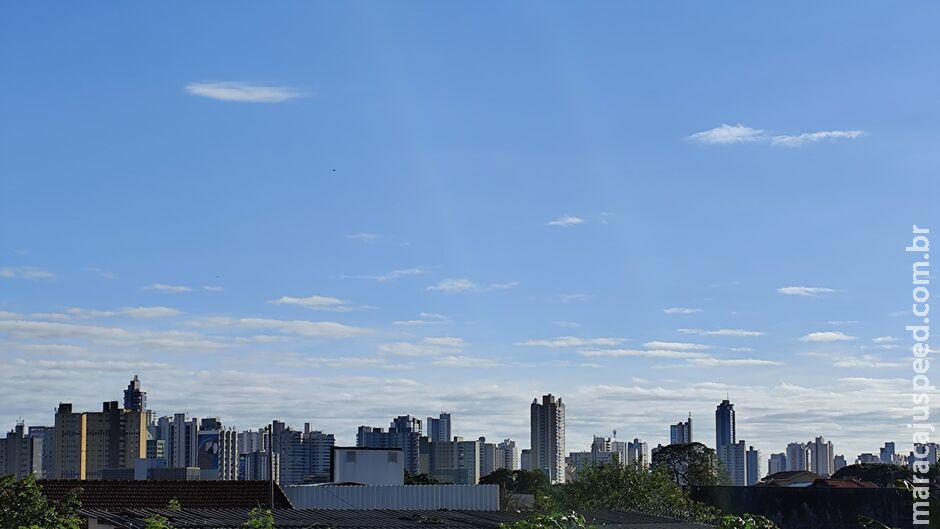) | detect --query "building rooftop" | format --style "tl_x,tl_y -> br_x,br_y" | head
81,509 -> 712,529
39,480 -> 293,510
